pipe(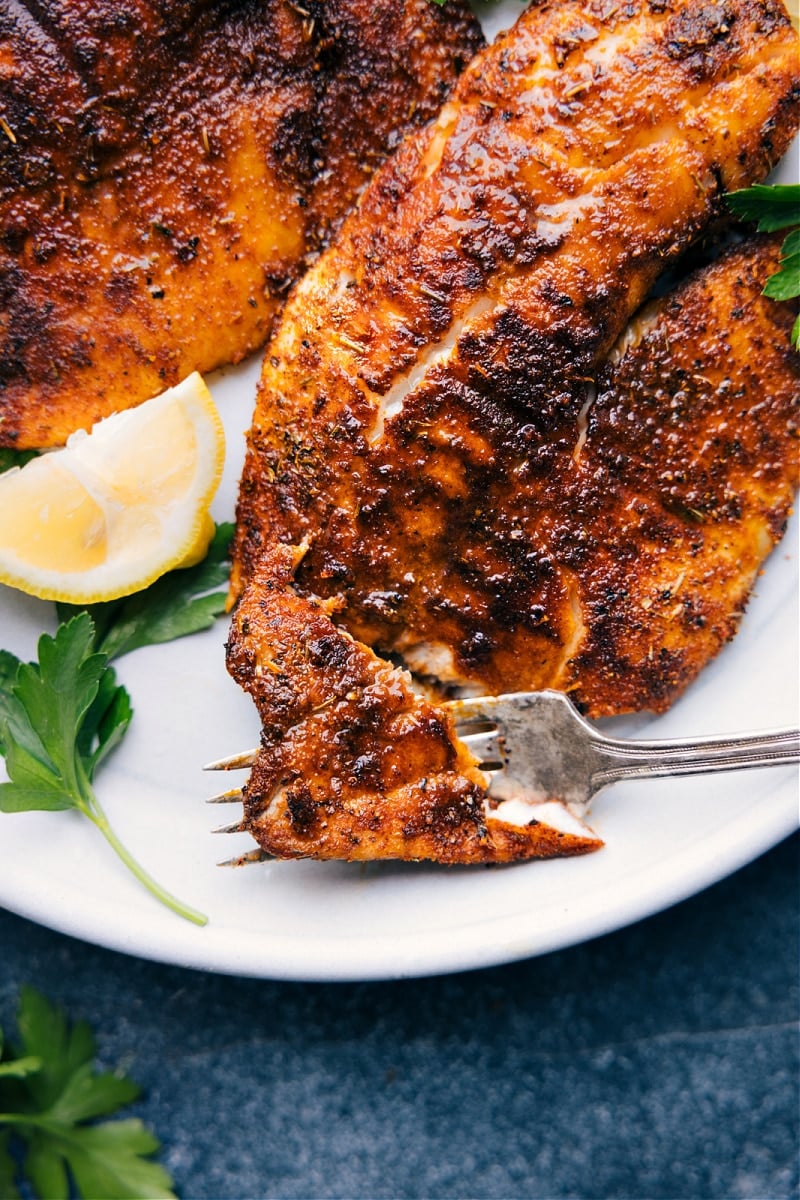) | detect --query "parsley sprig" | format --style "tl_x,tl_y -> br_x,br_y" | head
726,183 -> 800,348
0,614 -> 206,925
0,521 -> 236,923
0,986 -> 175,1199
57,521 -> 234,661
